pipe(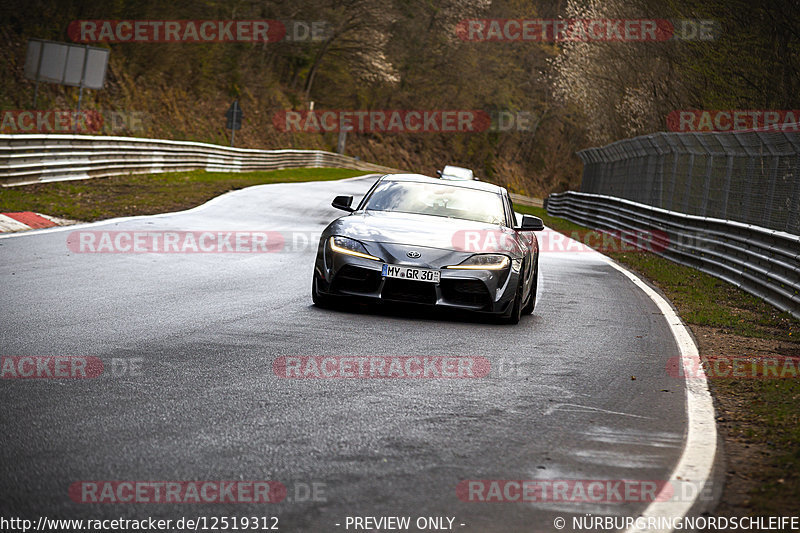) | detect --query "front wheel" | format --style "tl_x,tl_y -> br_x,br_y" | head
312,275 -> 335,309
522,268 -> 537,315
500,281 -> 523,325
